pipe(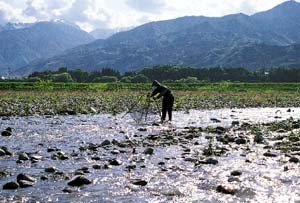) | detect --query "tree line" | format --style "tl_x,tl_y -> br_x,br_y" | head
4,65 -> 300,83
